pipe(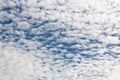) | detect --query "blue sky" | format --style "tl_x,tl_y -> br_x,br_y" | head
0,0 -> 120,80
